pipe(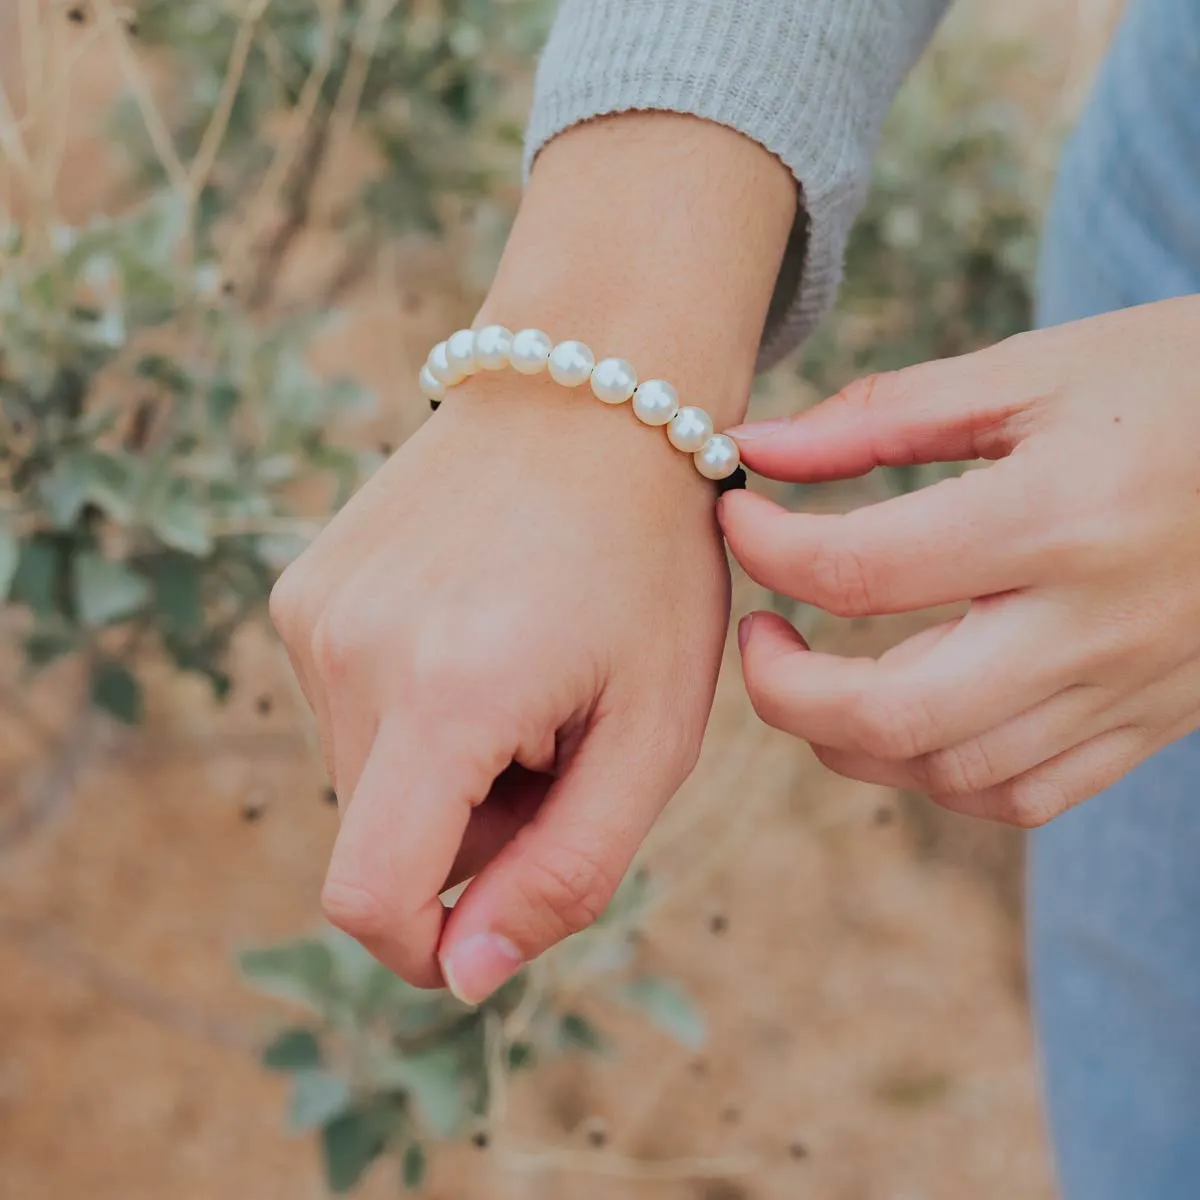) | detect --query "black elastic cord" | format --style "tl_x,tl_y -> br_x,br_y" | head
715,466 -> 748,496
